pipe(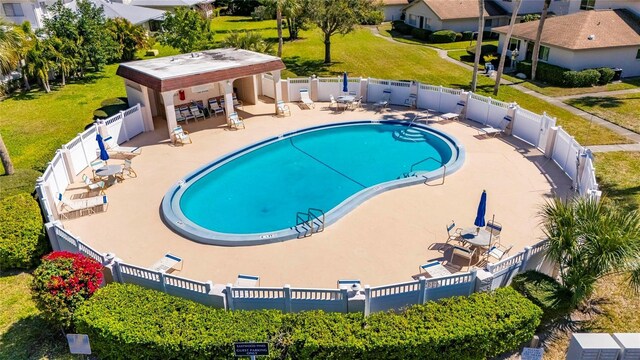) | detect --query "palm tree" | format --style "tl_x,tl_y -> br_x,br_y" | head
47,37 -> 75,86
26,37 -> 53,93
276,0 -> 283,57
471,0 -> 485,92
493,0 -> 522,96
541,196 -> 640,308
223,31 -> 274,54
530,0 -> 551,81
0,132 -> 14,175
0,18 -> 22,76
